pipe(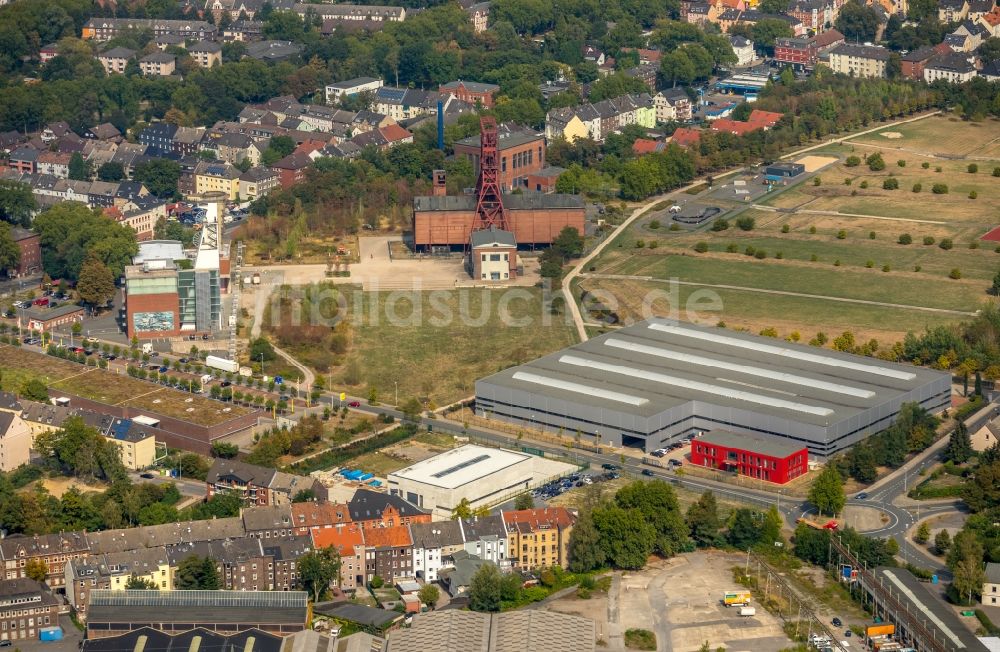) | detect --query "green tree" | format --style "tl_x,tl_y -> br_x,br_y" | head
808,464 -> 845,516
552,226 -> 584,260
292,489 -> 315,503
615,479 -> 689,557
210,441 -> 239,458
944,421 -> 973,464
686,491 -> 720,547
991,267 -> 1000,296
25,558 -> 48,582
68,152 -> 91,181
727,508 -> 762,549
0,180 -> 37,227
298,547 -> 341,602
914,521 -> 930,544
0,221 -> 21,274
249,337 -> 276,362
97,162 -> 125,182
418,583 -> 440,609
962,459 -> 1000,512
32,202 -> 137,280
175,555 -> 220,590
947,530 -> 984,603
592,507 -> 658,569
847,443 -> 877,483
934,529 -> 951,554
125,574 -> 159,589
451,497 -> 474,520
76,254 -> 116,308
836,0 -> 881,42
568,509 -> 606,573
514,493 -> 534,510
20,378 -> 49,402
468,562 -> 503,612
133,158 -> 182,198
